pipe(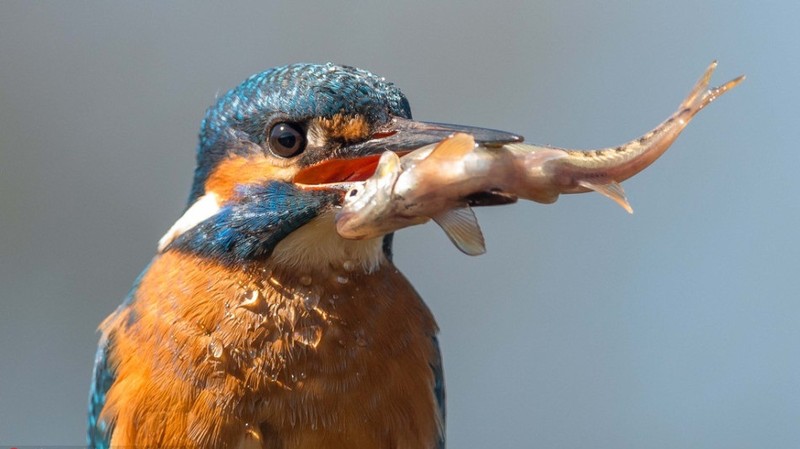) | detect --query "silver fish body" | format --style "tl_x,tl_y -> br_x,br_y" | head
335,62 -> 743,254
